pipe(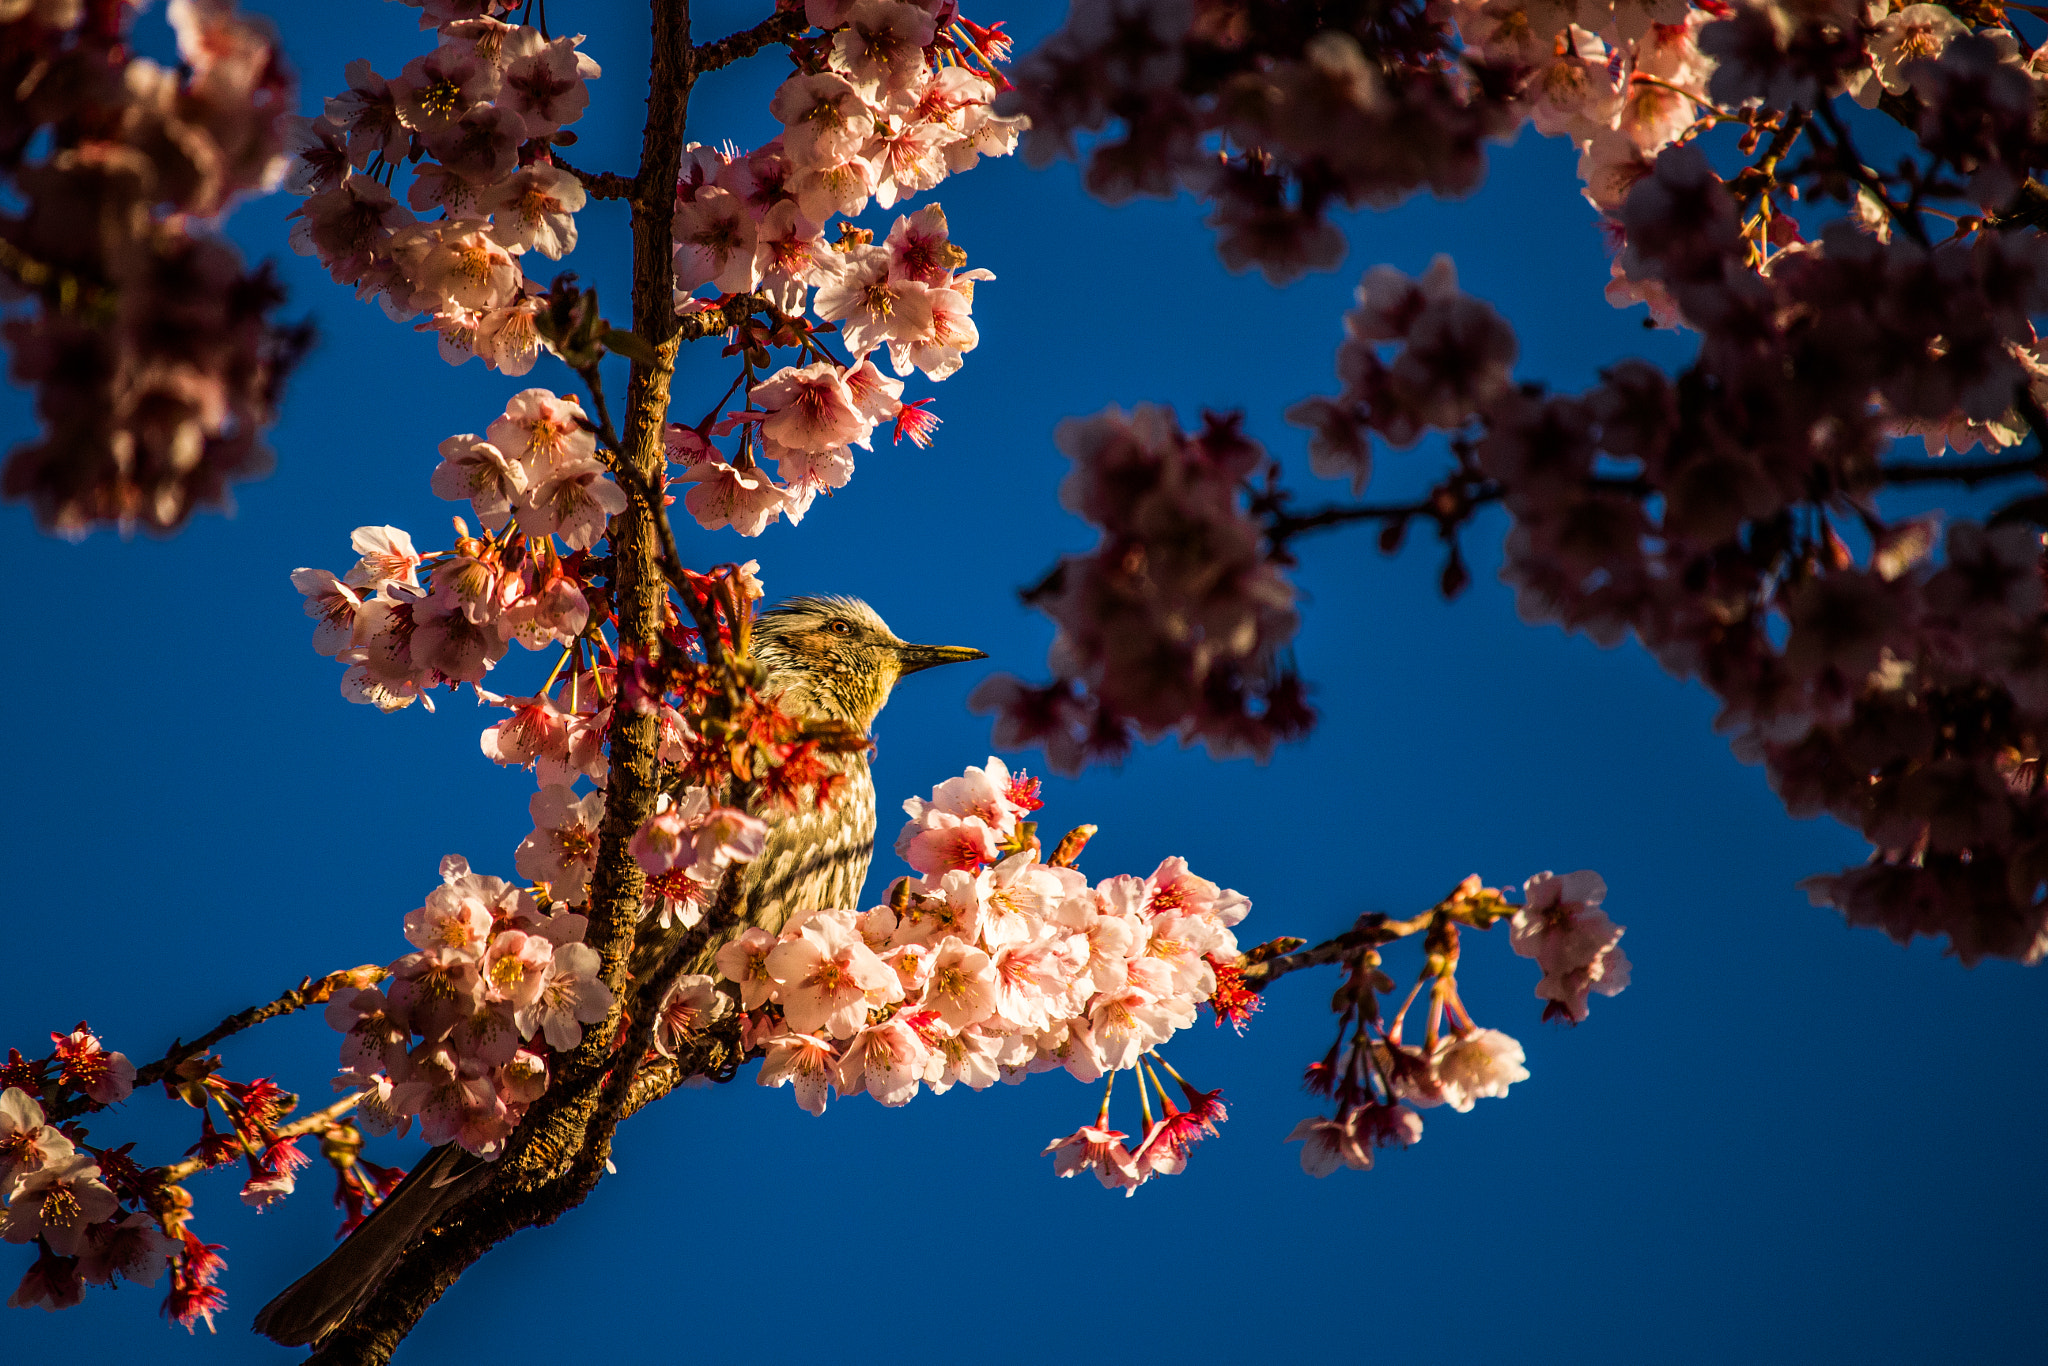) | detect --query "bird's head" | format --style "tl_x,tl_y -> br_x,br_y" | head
751,595 -> 986,728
